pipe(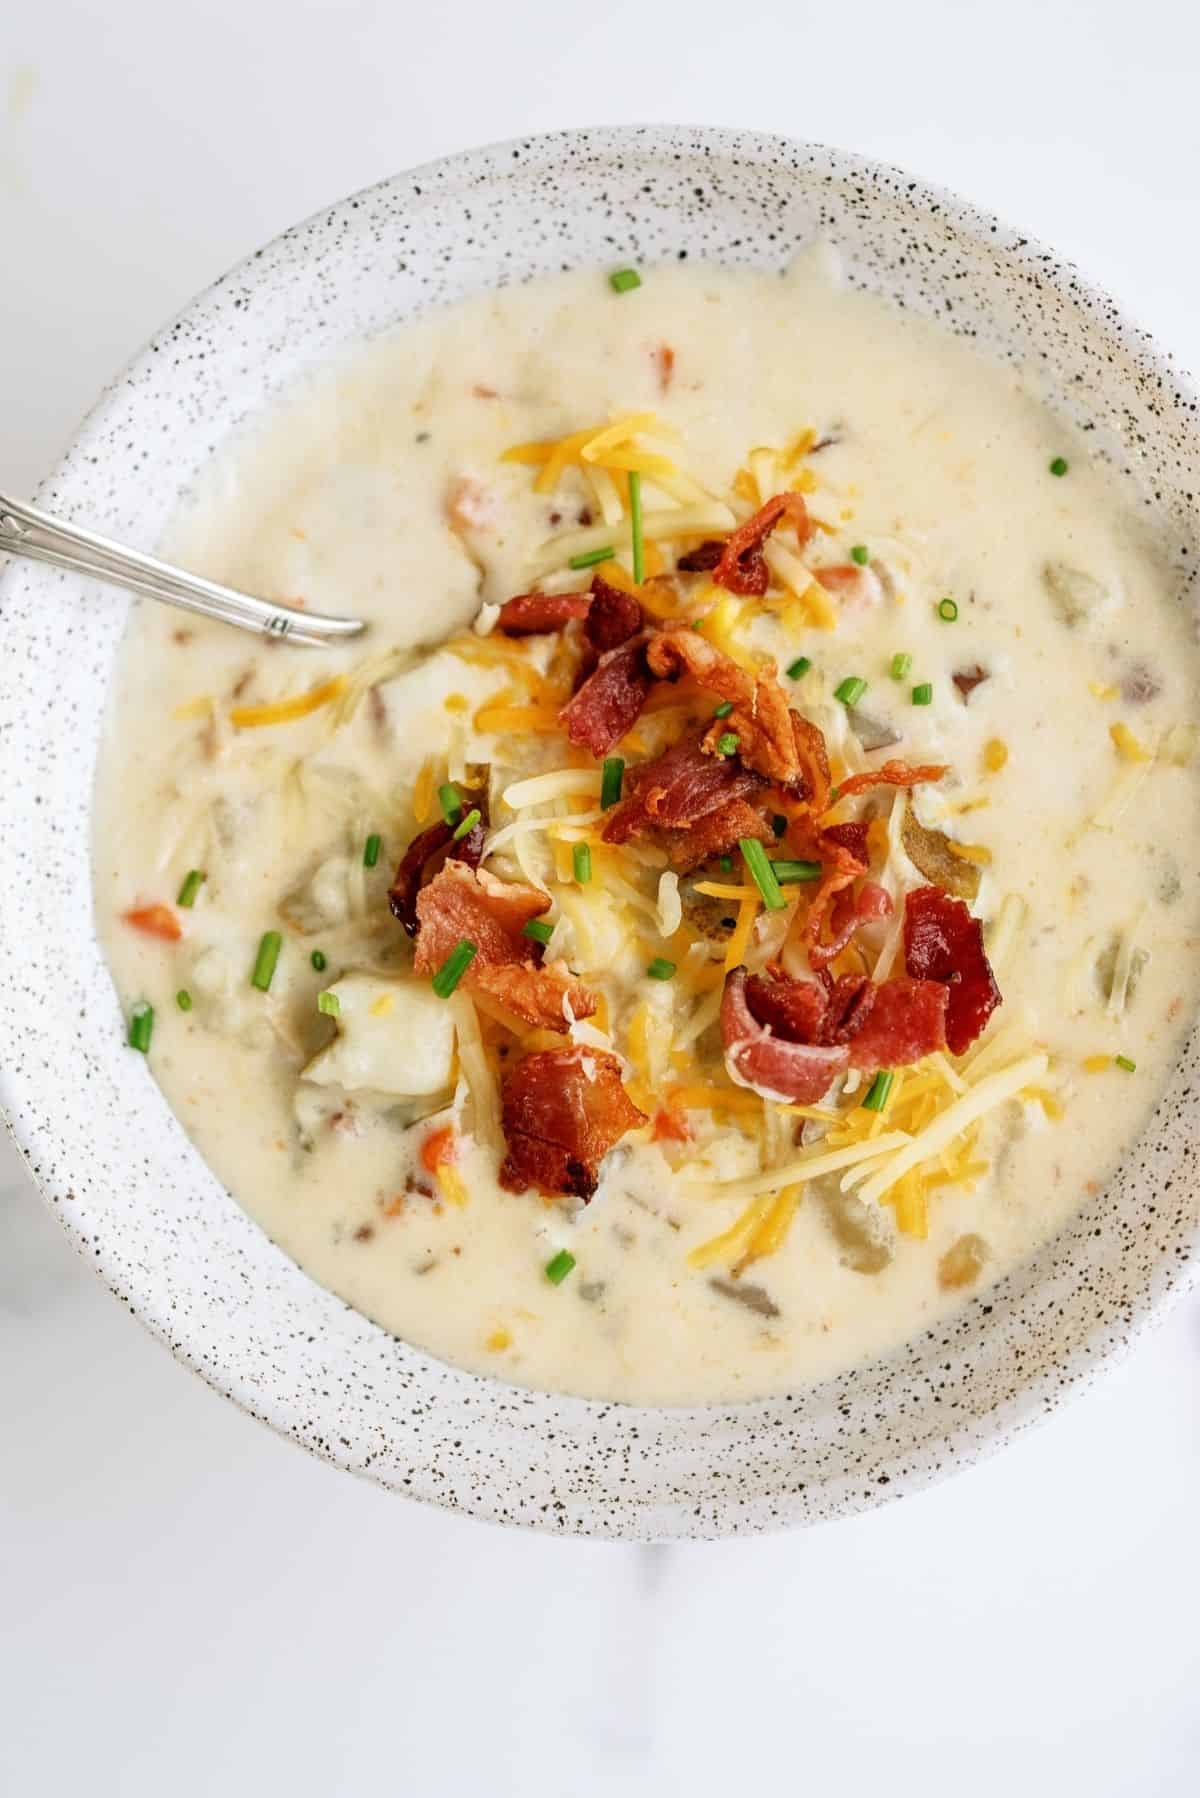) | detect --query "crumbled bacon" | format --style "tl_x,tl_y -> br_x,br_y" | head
122,903 -> 182,942
646,628 -> 804,788
676,540 -> 724,574
731,966 -> 948,1093
559,633 -> 653,754
496,591 -> 591,635
828,760 -> 948,805
811,563 -> 885,607
658,796 -> 772,871
721,968 -> 850,1103
904,884 -> 1001,1055
602,733 -> 766,862
584,576 -> 643,654
821,819 -> 870,862
388,807 -> 487,937
952,665 -> 989,702
654,343 -> 676,394
499,1047 -> 645,1199
712,493 -> 813,597
845,977 -> 949,1072
413,861 -> 594,1032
